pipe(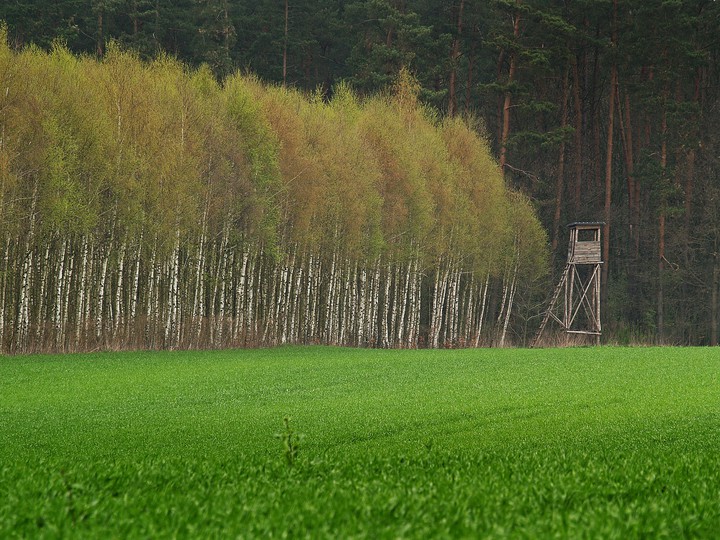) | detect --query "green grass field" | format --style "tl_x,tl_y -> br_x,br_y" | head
1,346 -> 719,538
